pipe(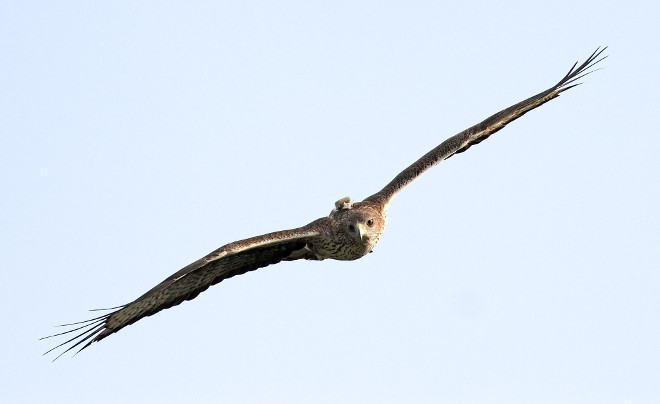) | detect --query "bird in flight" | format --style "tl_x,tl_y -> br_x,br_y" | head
43,48 -> 606,359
